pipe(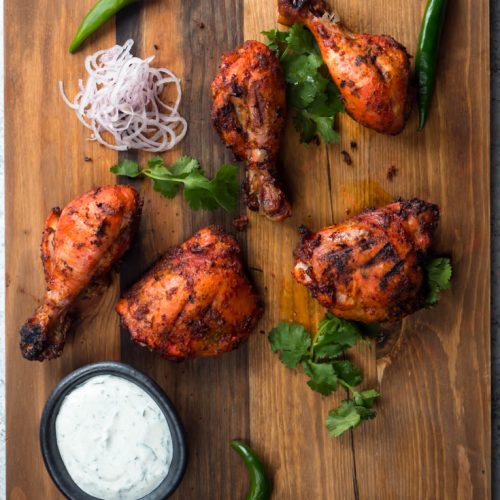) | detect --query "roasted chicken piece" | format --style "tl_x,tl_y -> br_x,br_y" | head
211,40 -> 291,221
293,199 -> 439,323
117,226 -> 263,360
278,0 -> 413,135
20,186 -> 142,361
